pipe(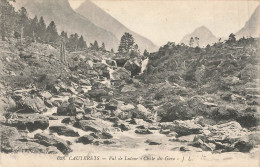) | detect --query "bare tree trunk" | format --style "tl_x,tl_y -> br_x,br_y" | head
60,42 -> 67,66
21,26 -> 24,44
